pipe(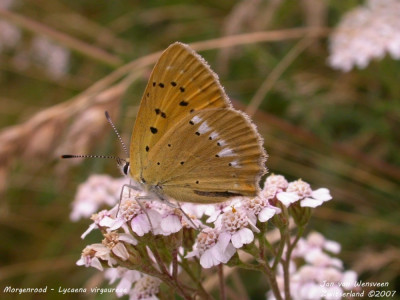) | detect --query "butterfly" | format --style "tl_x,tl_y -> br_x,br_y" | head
122,42 -> 267,204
